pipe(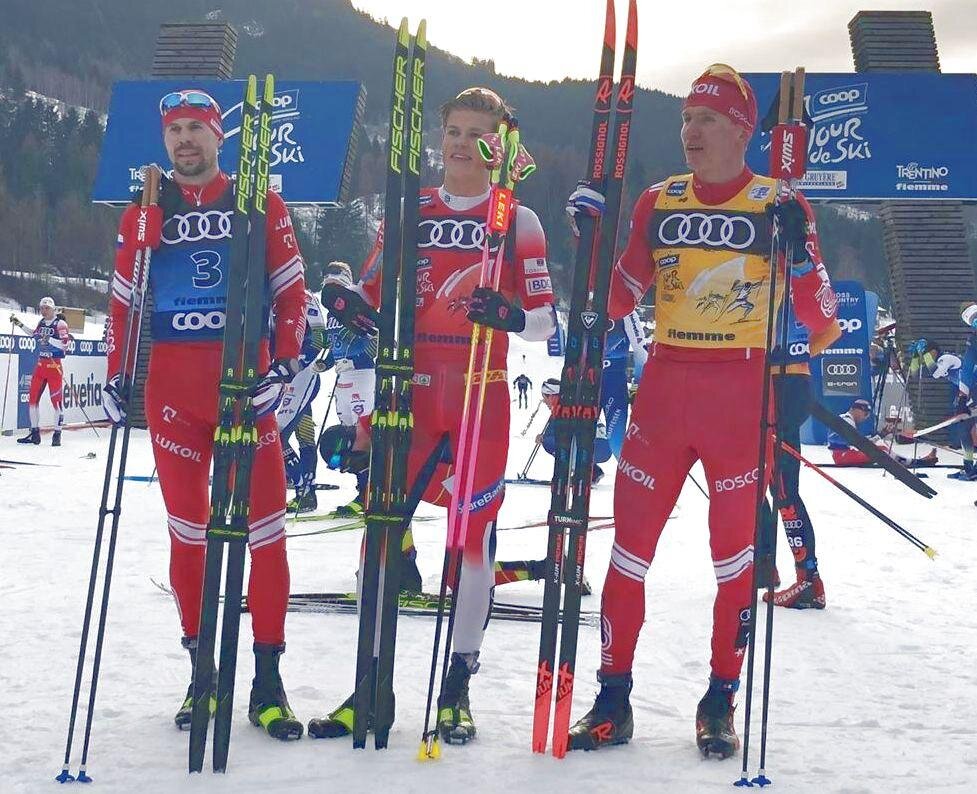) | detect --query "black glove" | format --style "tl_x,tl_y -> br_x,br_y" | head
467,286 -> 526,332
103,374 -> 128,427
321,283 -> 380,337
766,199 -> 810,265
955,394 -> 971,416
